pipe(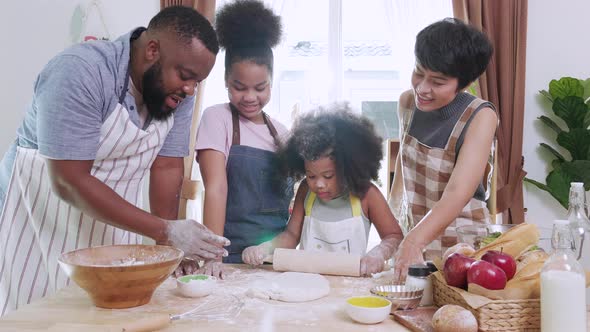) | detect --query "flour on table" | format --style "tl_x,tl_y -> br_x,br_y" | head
246,272 -> 330,302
